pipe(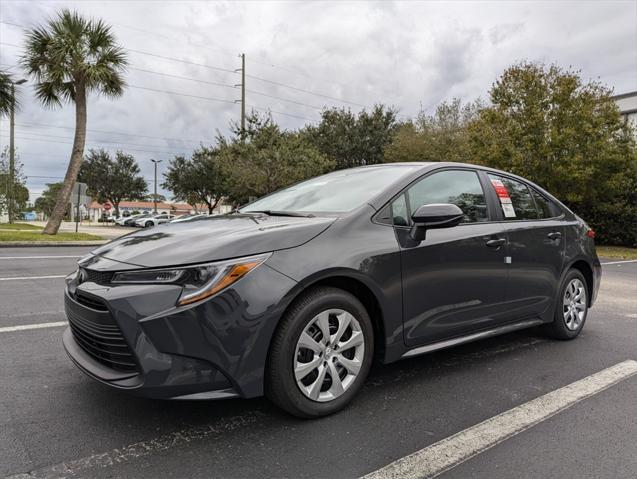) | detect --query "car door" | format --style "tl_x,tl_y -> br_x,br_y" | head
485,173 -> 565,321
396,168 -> 510,347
